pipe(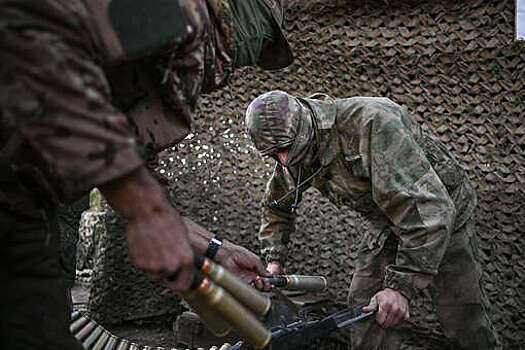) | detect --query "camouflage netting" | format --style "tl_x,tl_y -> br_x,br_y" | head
87,0 -> 524,348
